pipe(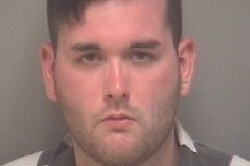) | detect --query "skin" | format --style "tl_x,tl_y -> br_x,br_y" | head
40,0 -> 196,166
